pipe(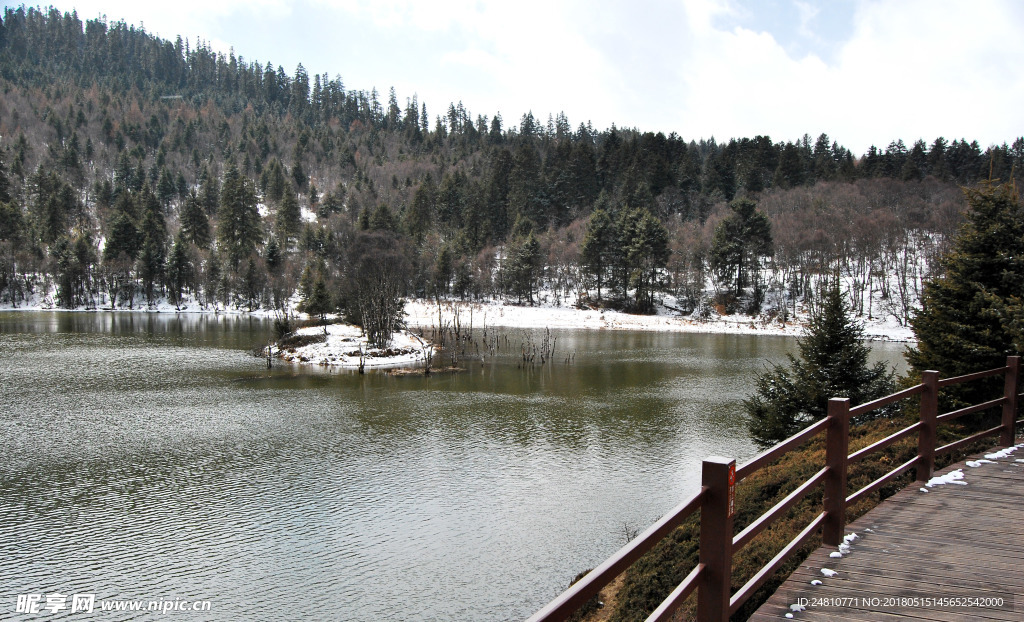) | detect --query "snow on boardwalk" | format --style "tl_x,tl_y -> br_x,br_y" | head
752,447 -> 1024,621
